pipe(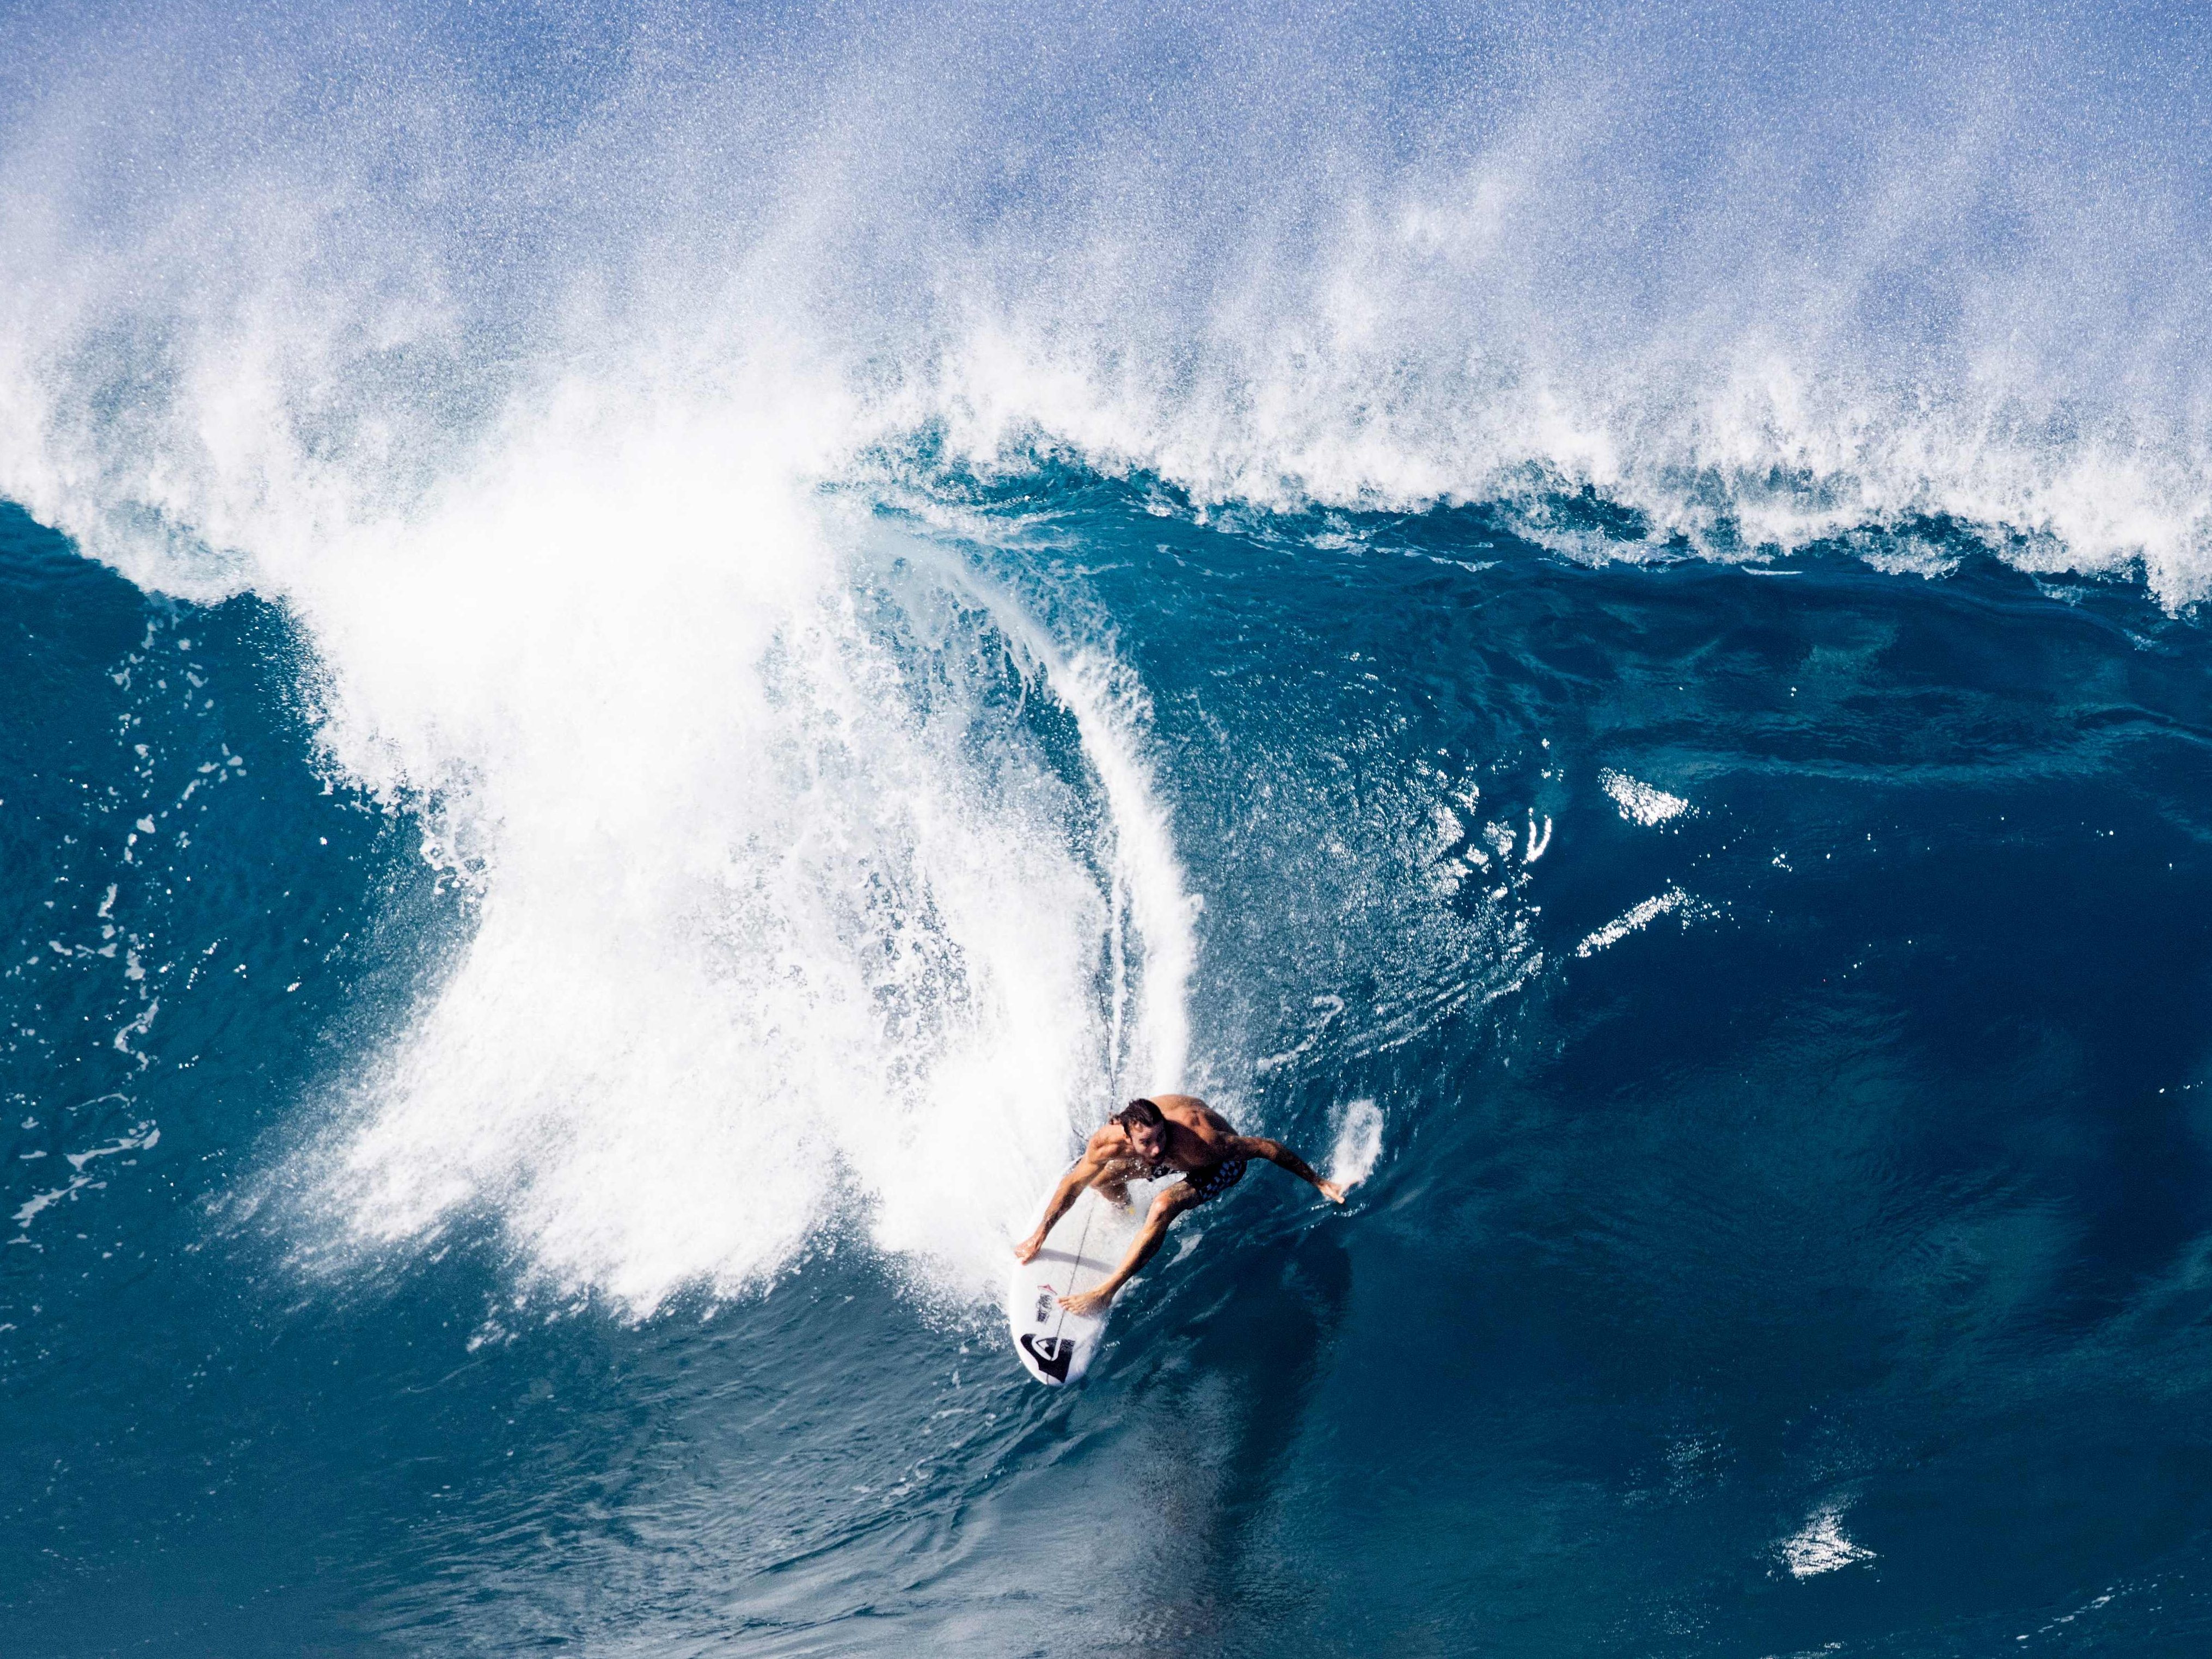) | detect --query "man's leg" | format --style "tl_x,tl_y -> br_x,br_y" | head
1058,1182 -> 1203,1312
1087,1165 -> 1134,1209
